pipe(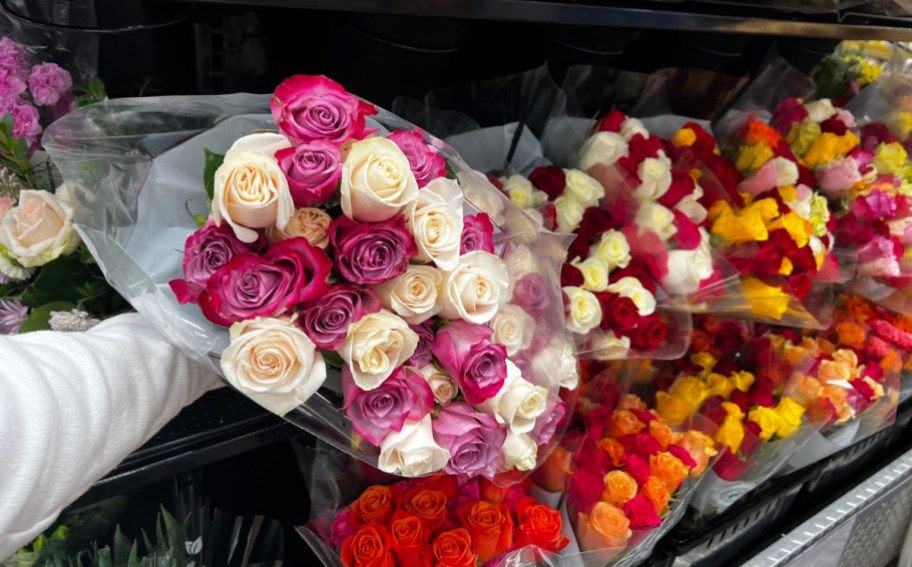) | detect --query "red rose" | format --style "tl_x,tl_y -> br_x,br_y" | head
658,170 -> 696,209
748,378 -> 776,408
624,226 -> 670,281
597,292 -> 639,332
622,494 -> 662,529
617,433 -> 663,460
597,109 -> 627,133
416,475 -> 460,501
561,263 -> 585,287
623,454 -> 651,486
713,447 -> 752,481
609,263 -> 657,294
388,515 -> 432,566
771,98 -> 809,134
686,122 -> 718,152
860,123 -> 898,150
341,523 -> 395,567
850,378 -> 878,402
540,202 -> 557,231
584,405 -> 614,442
670,209 -> 702,251
787,273 -> 812,301
578,207 -> 615,240
515,500 -> 570,553
667,444 -> 697,468
630,314 -> 667,351
529,166 -> 567,202
566,469 -> 605,518
729,390 -> 749,414
567,237 -> 591,262
820,116 -> 849,135
629,408 -> 657,425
